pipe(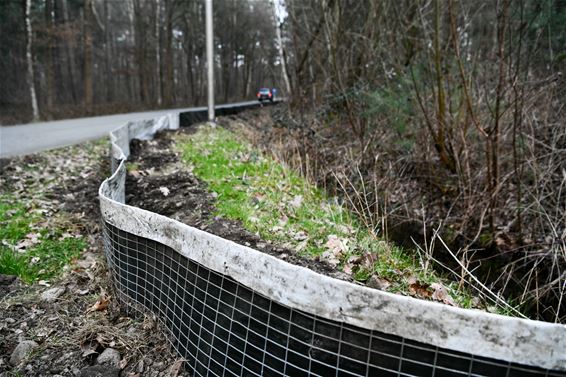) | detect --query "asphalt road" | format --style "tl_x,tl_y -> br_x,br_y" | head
0,101 -> 260,158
